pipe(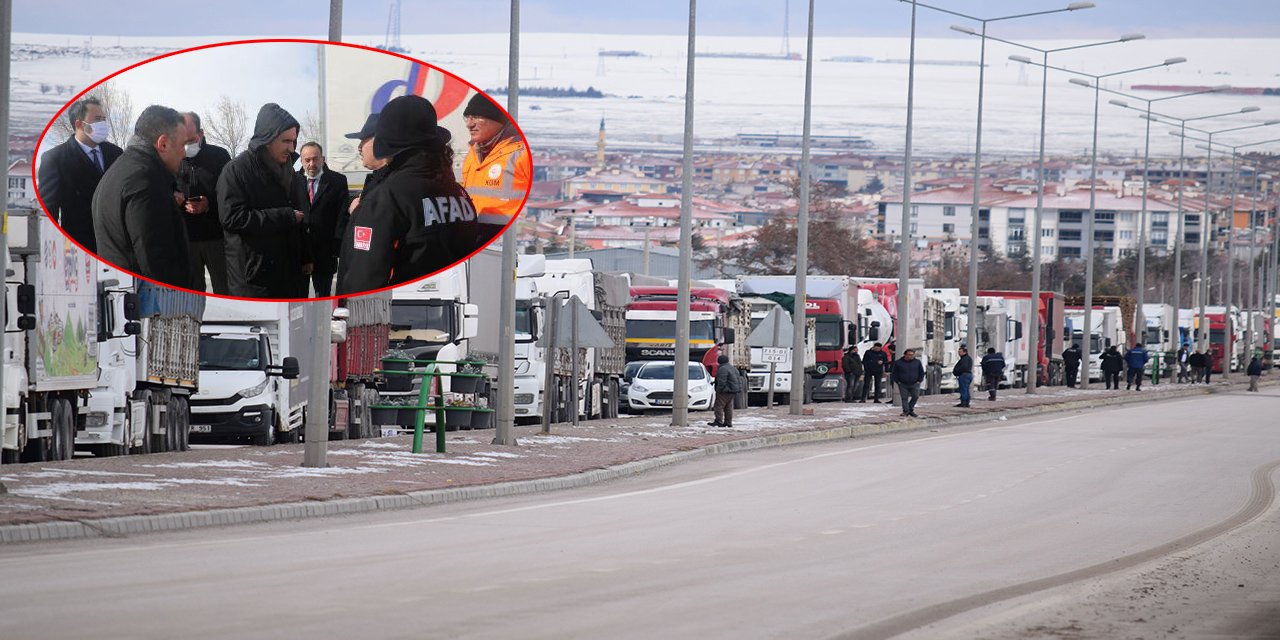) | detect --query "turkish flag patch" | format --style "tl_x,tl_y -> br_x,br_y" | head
353,226 -> 373,251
